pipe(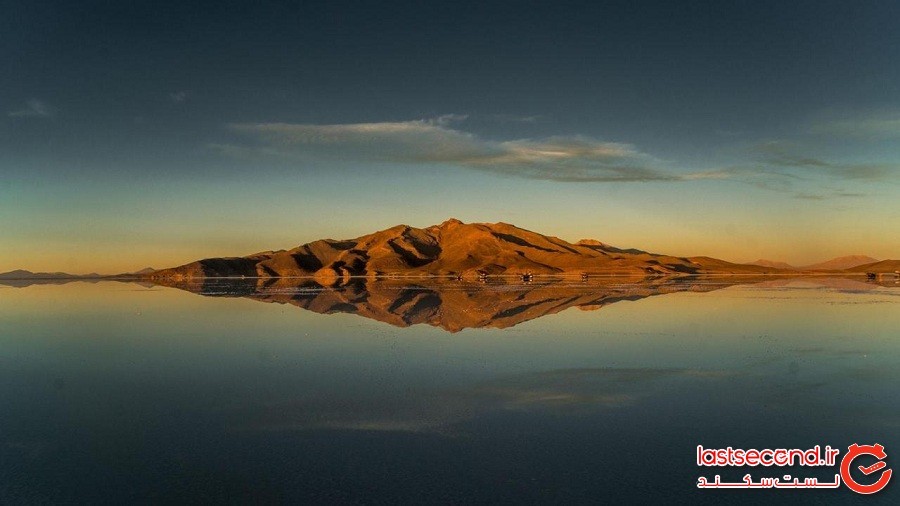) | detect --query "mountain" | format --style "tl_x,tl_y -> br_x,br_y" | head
0,269 -> 154,288
0,269 -> 91,279
748,259 -> 796,270
148,219 -> 779,281
798,255 -> 879,271
845,260 -> 900,273
0,270 -> 105,288
747,255 -> 882,272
